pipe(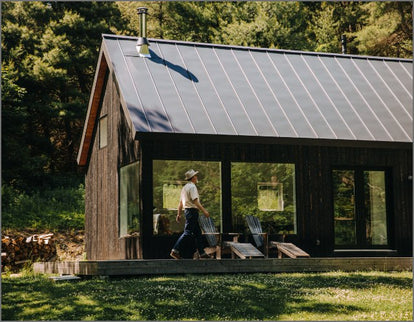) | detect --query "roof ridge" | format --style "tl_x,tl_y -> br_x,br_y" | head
102,33 -> 413,62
